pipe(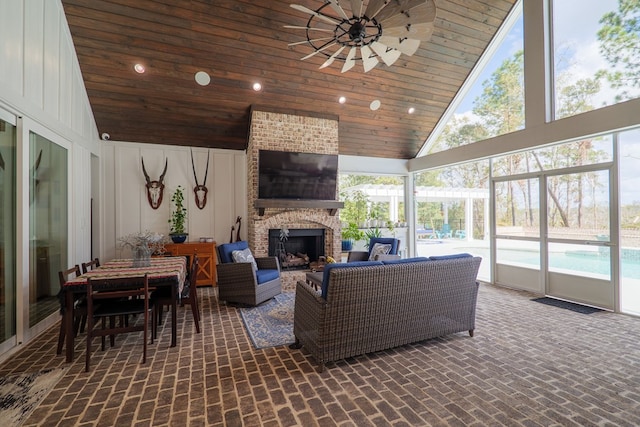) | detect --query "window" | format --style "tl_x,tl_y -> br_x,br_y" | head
552,0 -> 640,120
